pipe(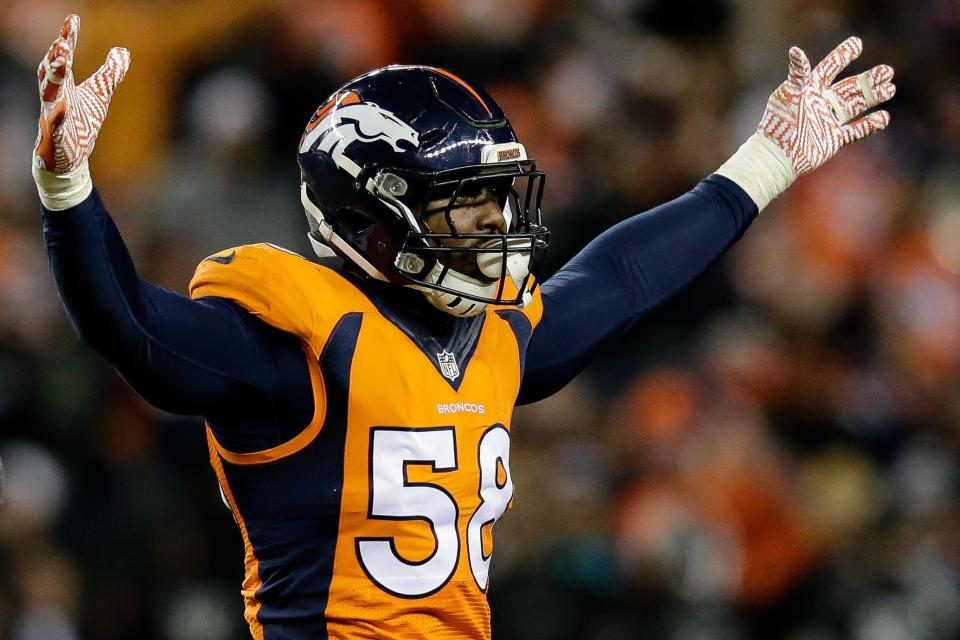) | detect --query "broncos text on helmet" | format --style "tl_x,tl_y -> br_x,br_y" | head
296,65 -> 549,317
